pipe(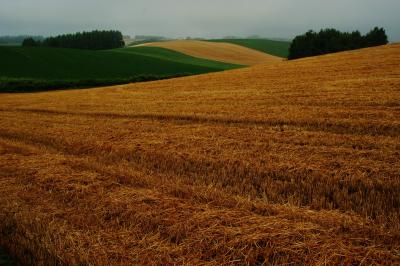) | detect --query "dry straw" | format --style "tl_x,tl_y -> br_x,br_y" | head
0,44 -> 399,265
